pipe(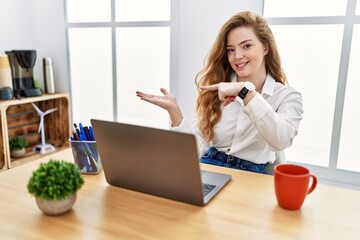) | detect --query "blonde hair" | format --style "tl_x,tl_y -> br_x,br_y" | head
195,11 -> 286,143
